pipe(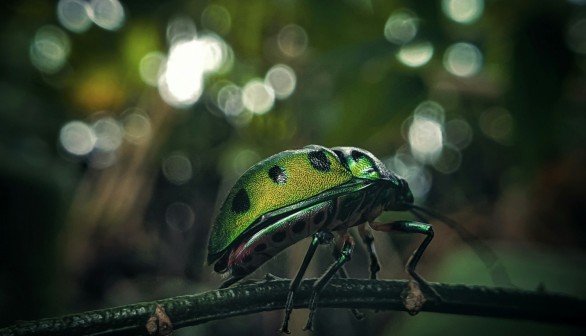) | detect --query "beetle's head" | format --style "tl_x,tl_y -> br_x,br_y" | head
385,178 -> 414,211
